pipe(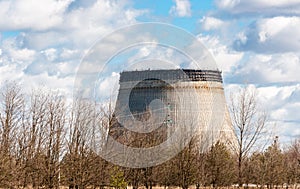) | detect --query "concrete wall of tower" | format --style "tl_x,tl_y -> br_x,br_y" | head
109,69 -> 236,151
